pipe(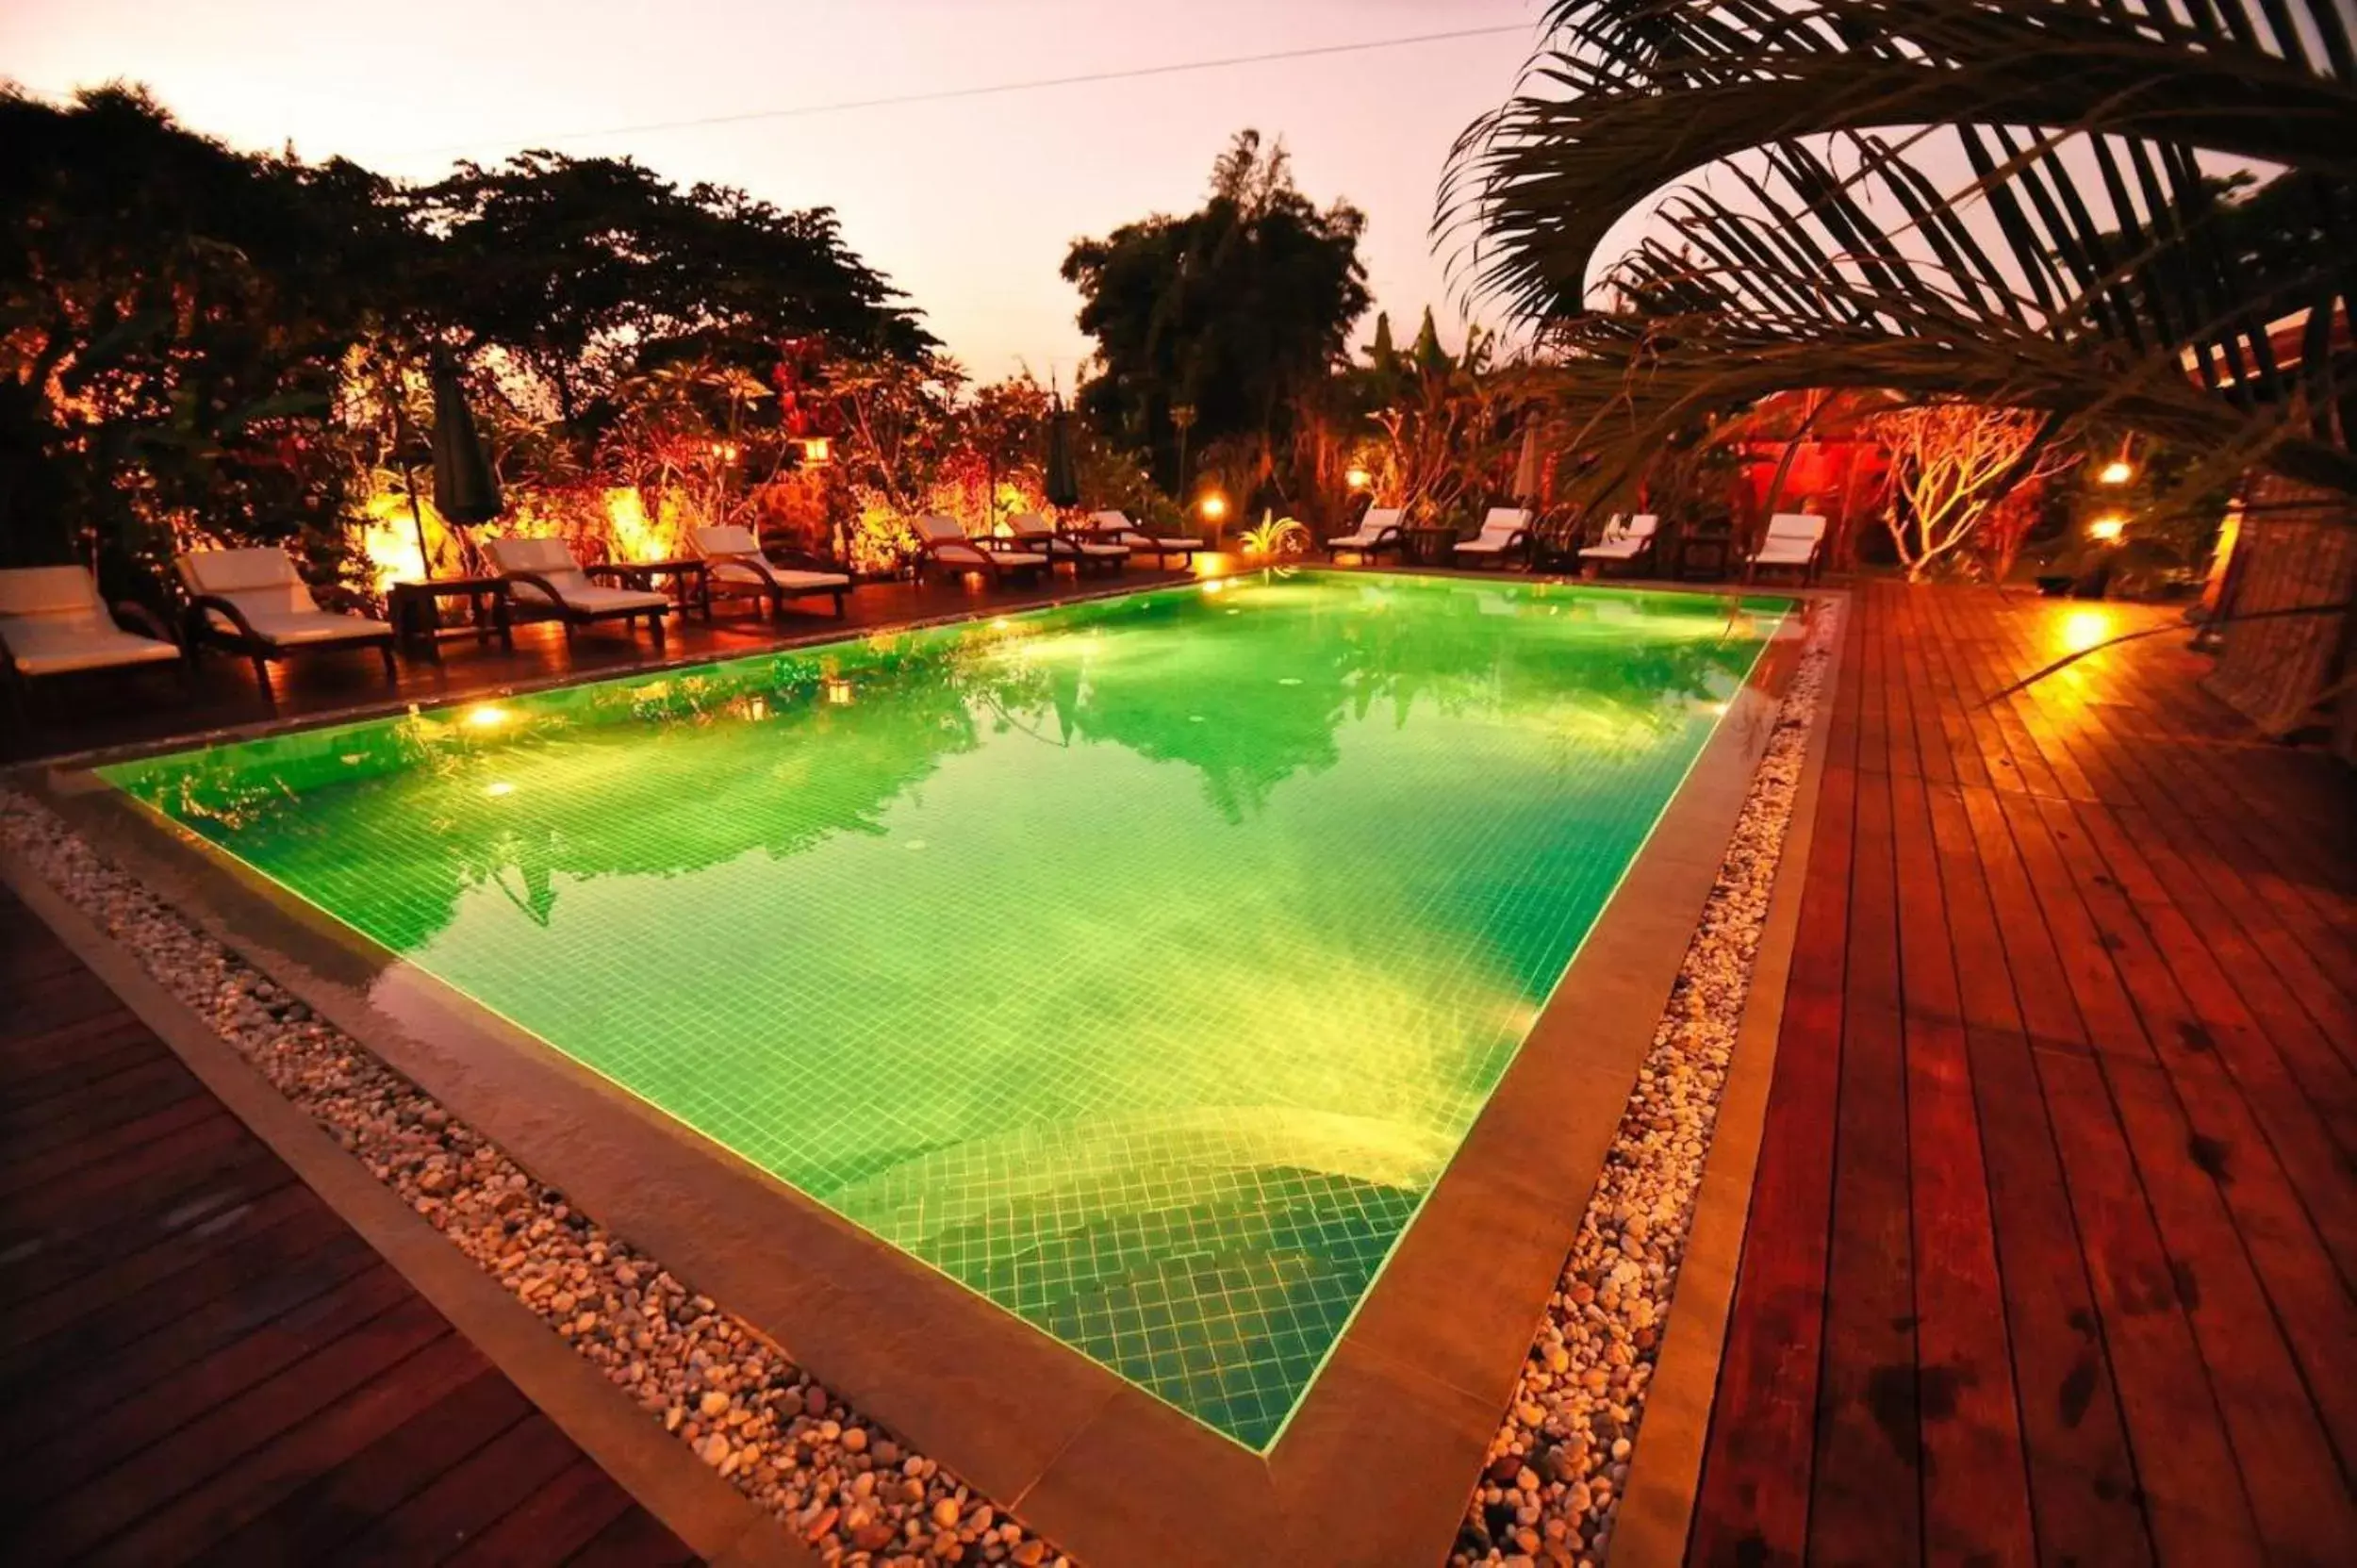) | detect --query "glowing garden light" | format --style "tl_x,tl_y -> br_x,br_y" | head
1344,466 -> 1372,491
466,704 -> 508,730
1199,492 -> 1228,522
2087,513 -> 2127,542
2097,458 -> 2134,486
